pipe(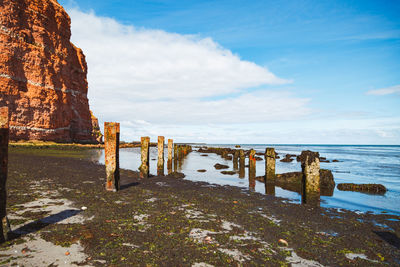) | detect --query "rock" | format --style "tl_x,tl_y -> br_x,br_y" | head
337,183 -> 387,194
280,154 -> 296,162
220,171 -> 236,175
197,169 -> 207,172
90,111 -> 103,143
235,145 -> 241,148
332,159 -> 339,162
256,169 -> 335,196
320,157 -> 330,163
280,157 -> 293,162
320,169 -> 335,188
200,154 -> 208,157
0,0 -> 98,143
214,163 -> 229,170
